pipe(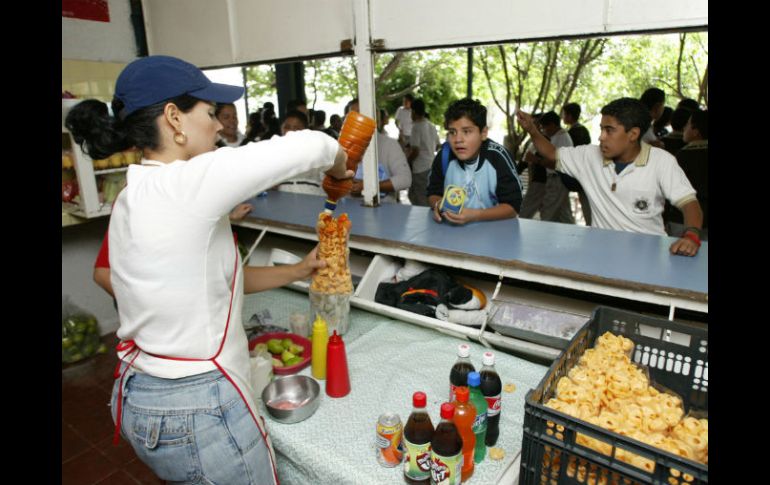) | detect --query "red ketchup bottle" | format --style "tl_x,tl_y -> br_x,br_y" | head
322,112 -> 376,212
